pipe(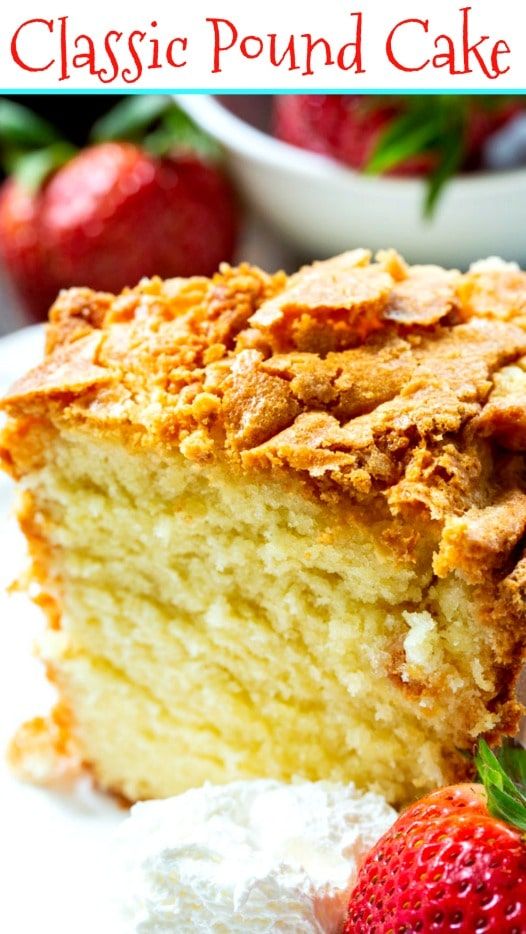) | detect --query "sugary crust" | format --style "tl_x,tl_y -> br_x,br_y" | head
7,705 -> 83,787
2,249 -> 526,771
3,251 -> 526,557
